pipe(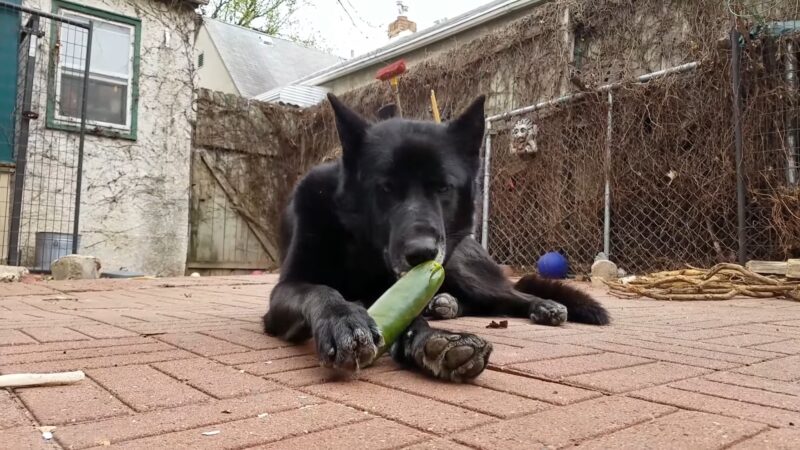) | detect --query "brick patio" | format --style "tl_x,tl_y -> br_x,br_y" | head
1,275 -> 799,449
